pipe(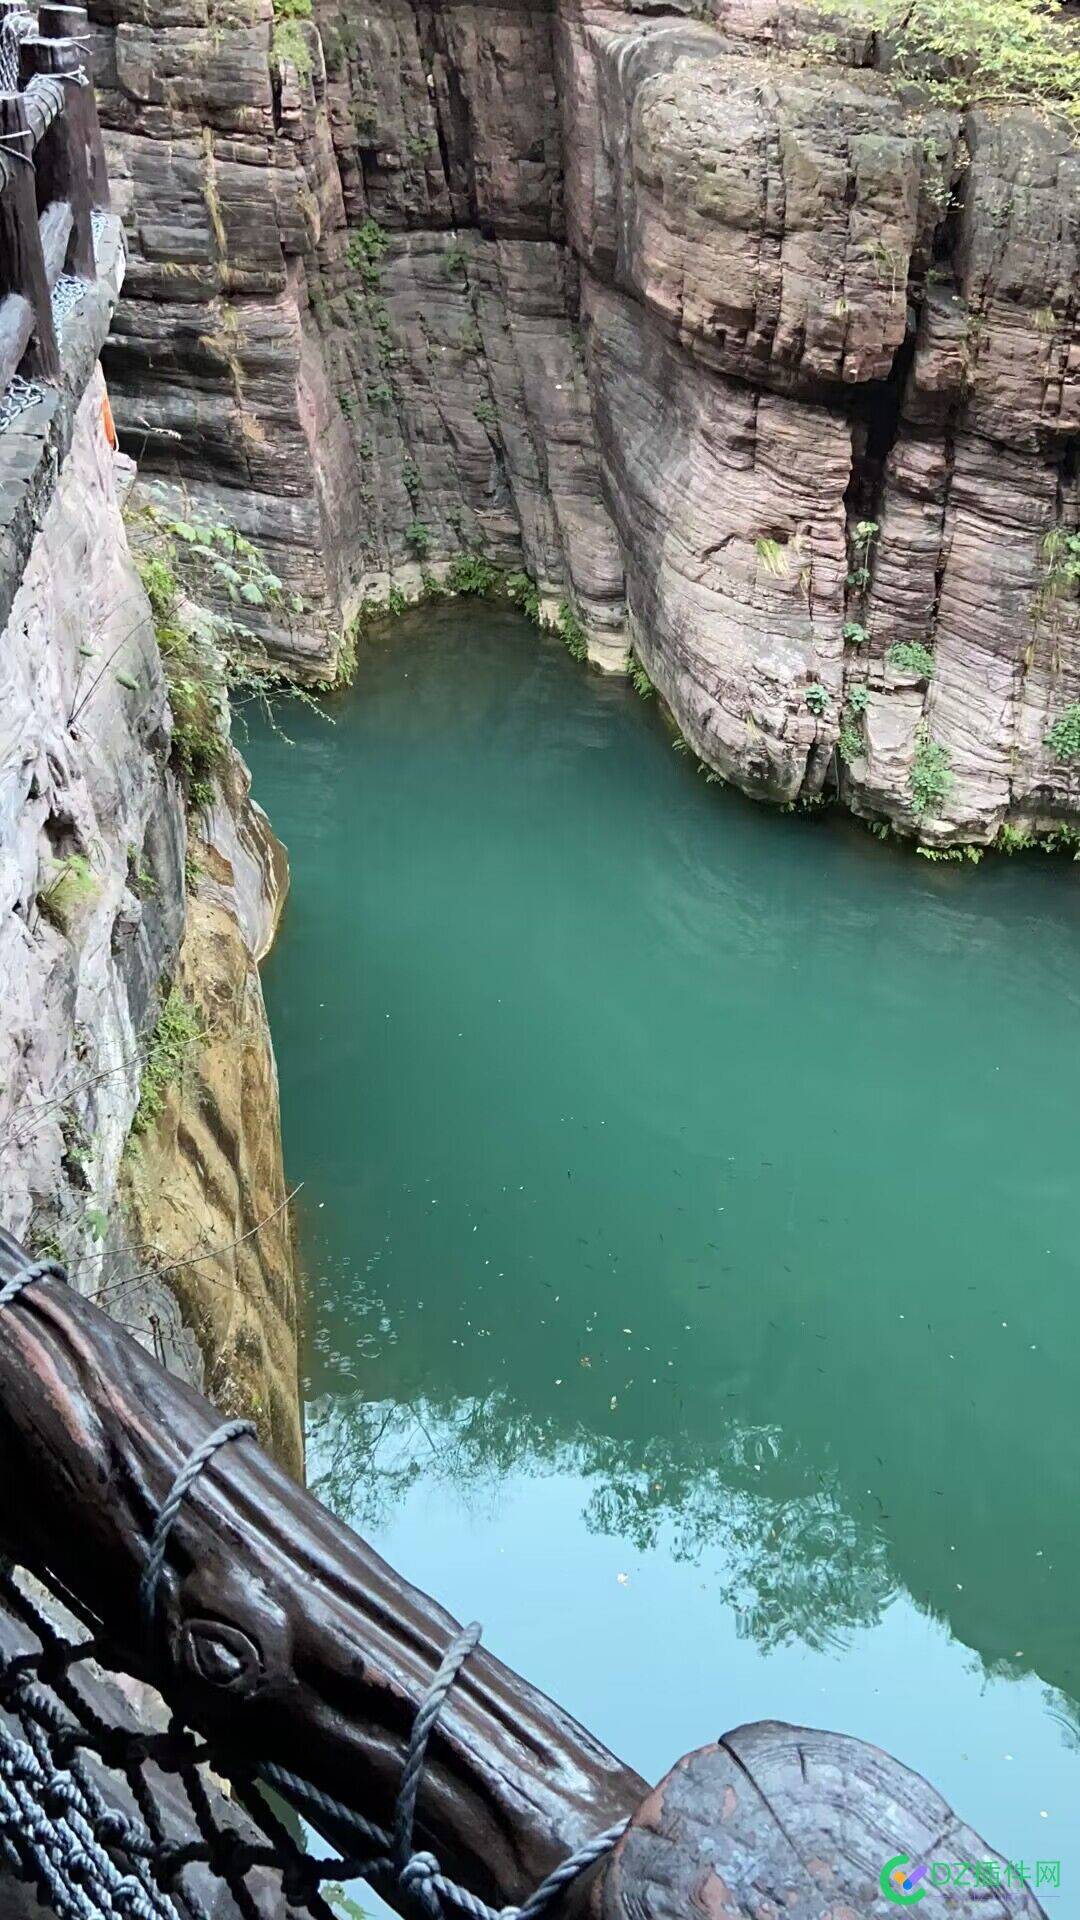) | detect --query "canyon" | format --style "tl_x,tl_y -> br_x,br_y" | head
0,11 -> 1076,1901
88,0 -> 1079,848
4,0 -> 1077,1492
